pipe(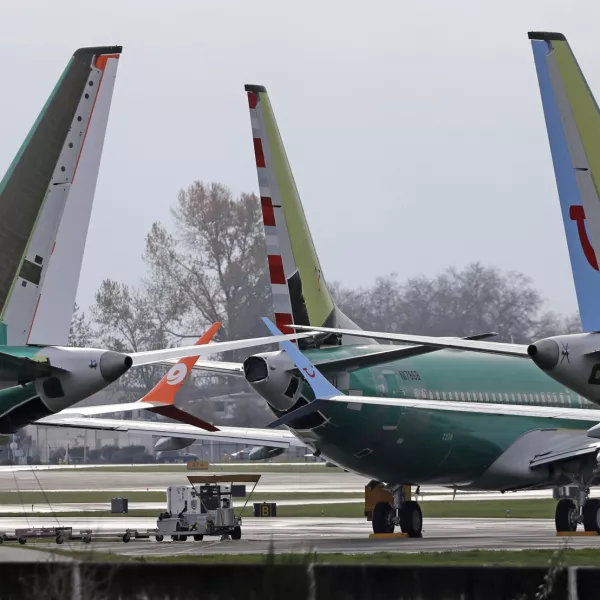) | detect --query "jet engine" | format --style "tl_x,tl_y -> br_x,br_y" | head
528,333 -> 600,404
248,445 -> 286,461
154,437 -> 195,452
243,350 -> 300,411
